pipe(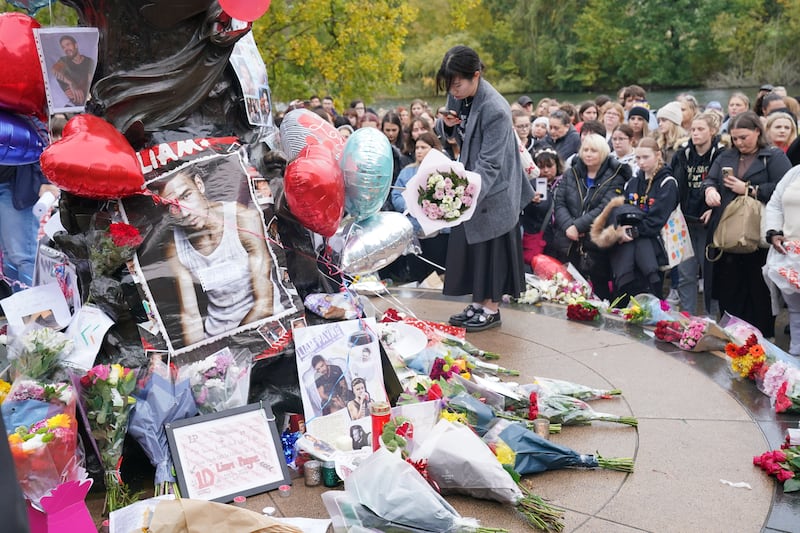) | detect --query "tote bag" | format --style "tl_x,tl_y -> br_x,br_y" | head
660,205 -> 693,269
705,190 -> 763,261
